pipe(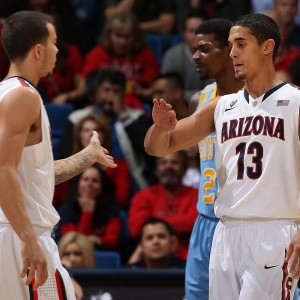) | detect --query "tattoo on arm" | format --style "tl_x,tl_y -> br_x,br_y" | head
54,150 -> 94,185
